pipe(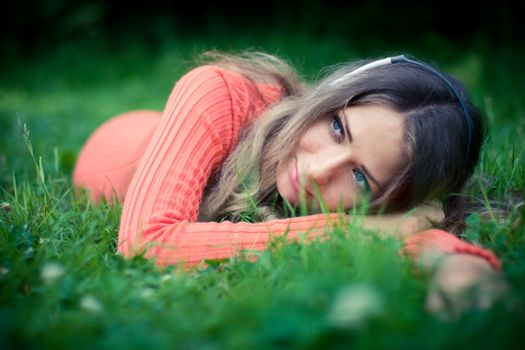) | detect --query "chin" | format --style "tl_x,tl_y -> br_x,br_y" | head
277,188 -> 318,214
